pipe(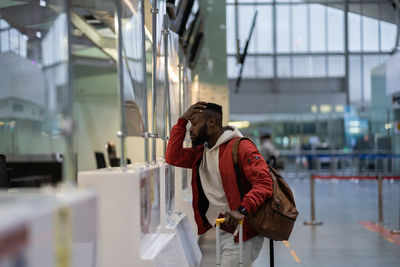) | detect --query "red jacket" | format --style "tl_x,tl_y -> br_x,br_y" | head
165,118 -> 273,241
